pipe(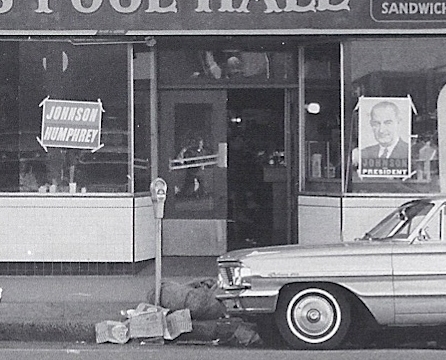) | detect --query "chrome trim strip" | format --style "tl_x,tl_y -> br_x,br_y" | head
216,289 -> 279,298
